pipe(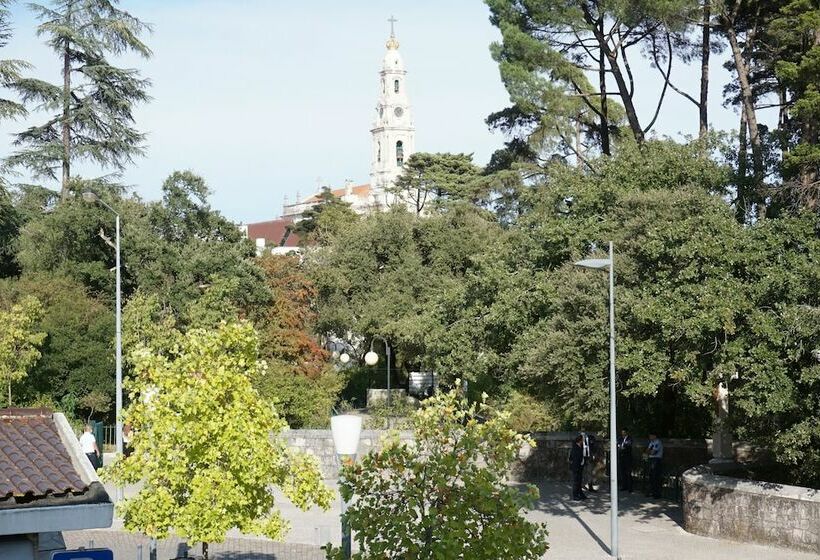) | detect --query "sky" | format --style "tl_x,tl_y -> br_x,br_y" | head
1,1 -> 770,223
